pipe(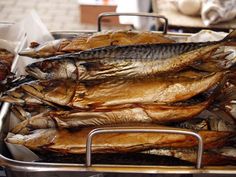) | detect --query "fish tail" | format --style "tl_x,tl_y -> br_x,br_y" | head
210,86 -> 236,125
222,30 -> 236,42
213,86 -> 236,107
3,75 -> 36,93
207,108 -> 236,131
227,69 -> 236,85
11,105 -> 28,121
10,119 -> 30,135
